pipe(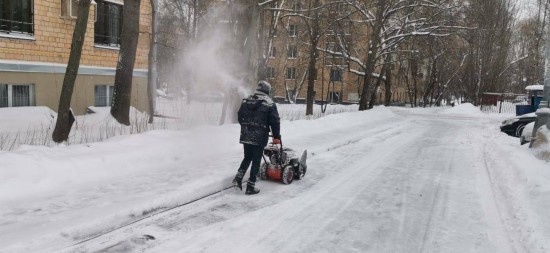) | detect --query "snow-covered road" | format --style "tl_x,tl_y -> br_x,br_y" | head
2,106 -> 550,253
